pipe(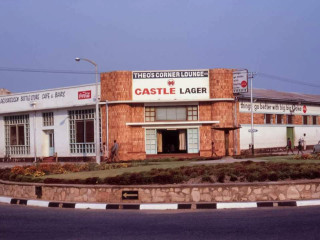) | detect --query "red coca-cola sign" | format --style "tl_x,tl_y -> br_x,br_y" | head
78,90 -> 91,100
303,105 -> 307,113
